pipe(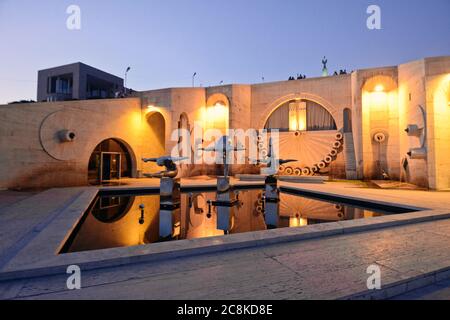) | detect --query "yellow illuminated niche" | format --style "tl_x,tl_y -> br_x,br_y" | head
374,84 -> 384,92
147,105 -> 157,113
204,101 -> 229,133
288,101 -> 307,131
361,84 -> 397,113
360,76 -> 398,178
431,74 -> 450,189
289,215 -> 308,227
367,85 -> 386,109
